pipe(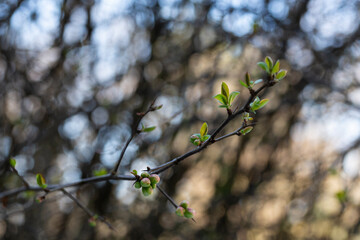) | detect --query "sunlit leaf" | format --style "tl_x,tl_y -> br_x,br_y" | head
213,94 -> 227,105
265,56 -> 273,70
229,91 -> 240,104
336,190 -> 347,203
143,126 -> 156,132
257,62 -> 269,73
276,70 -> 287,80
240,126 -> 253,135
93,168 -> 108,176
200,122 -> 208,137
258,99 -> 269,109
239,80 -> 248,88
271,60 -> 280,74
9,158 -> 16,168
221,82 -> 229,99
36,173 -> 47,189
